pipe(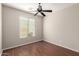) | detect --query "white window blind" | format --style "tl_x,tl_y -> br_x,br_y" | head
20,16 -> 35,38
